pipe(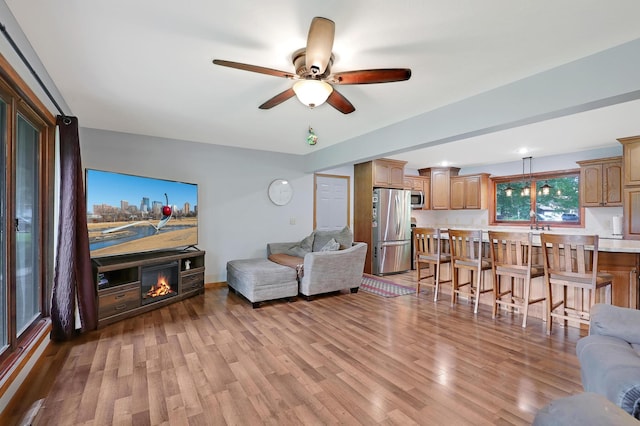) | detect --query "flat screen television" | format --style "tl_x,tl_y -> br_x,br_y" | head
85,168 -> 198,258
